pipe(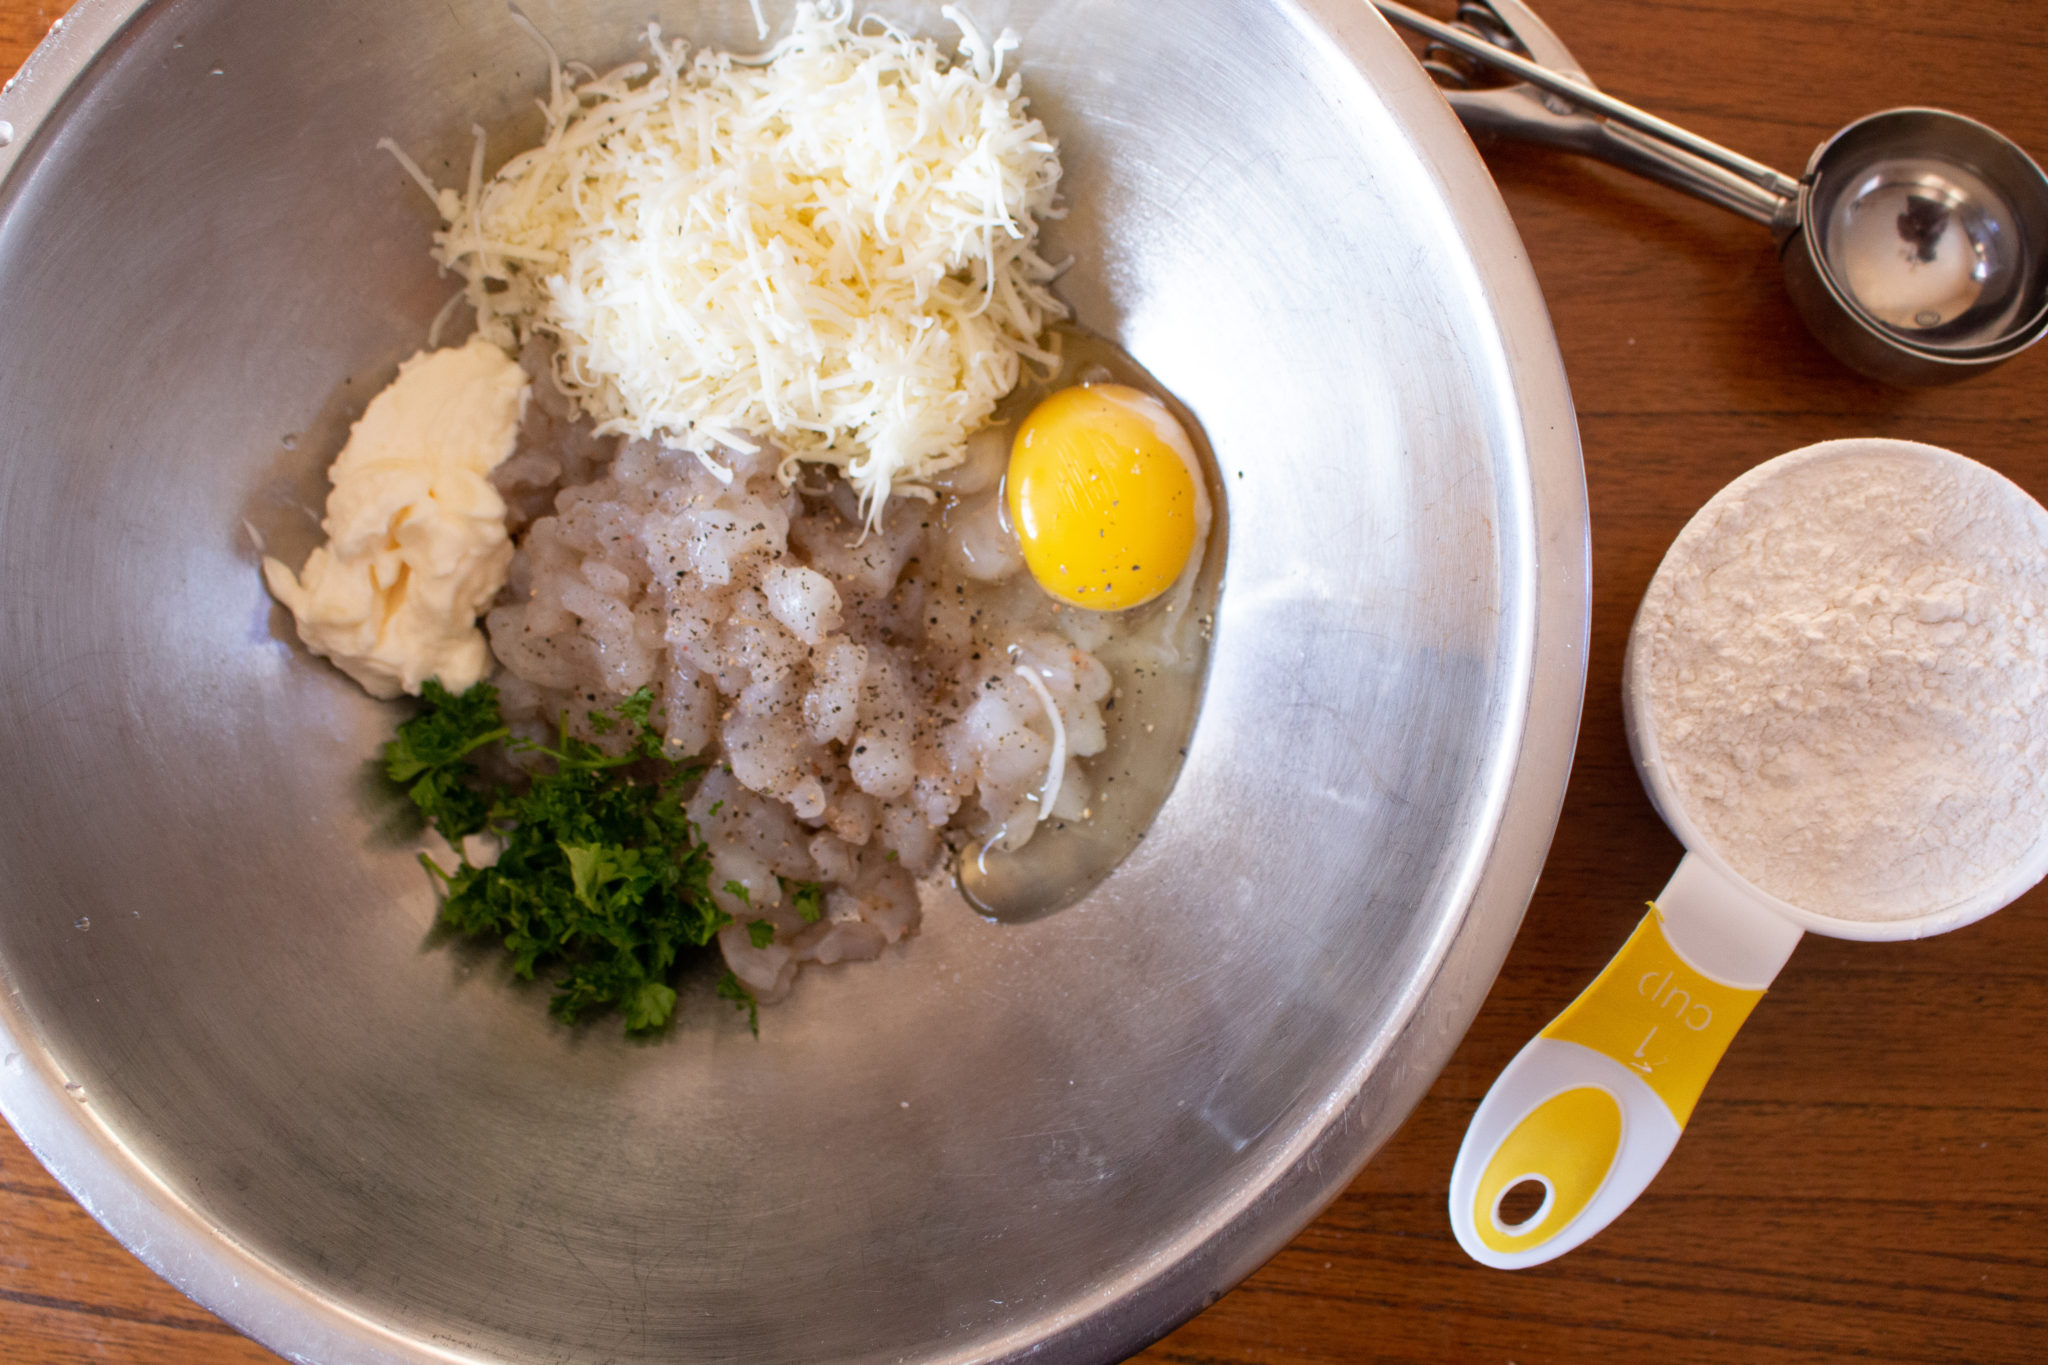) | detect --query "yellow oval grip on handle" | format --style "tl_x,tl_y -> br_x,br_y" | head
1472,1085 -> 1622,1254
